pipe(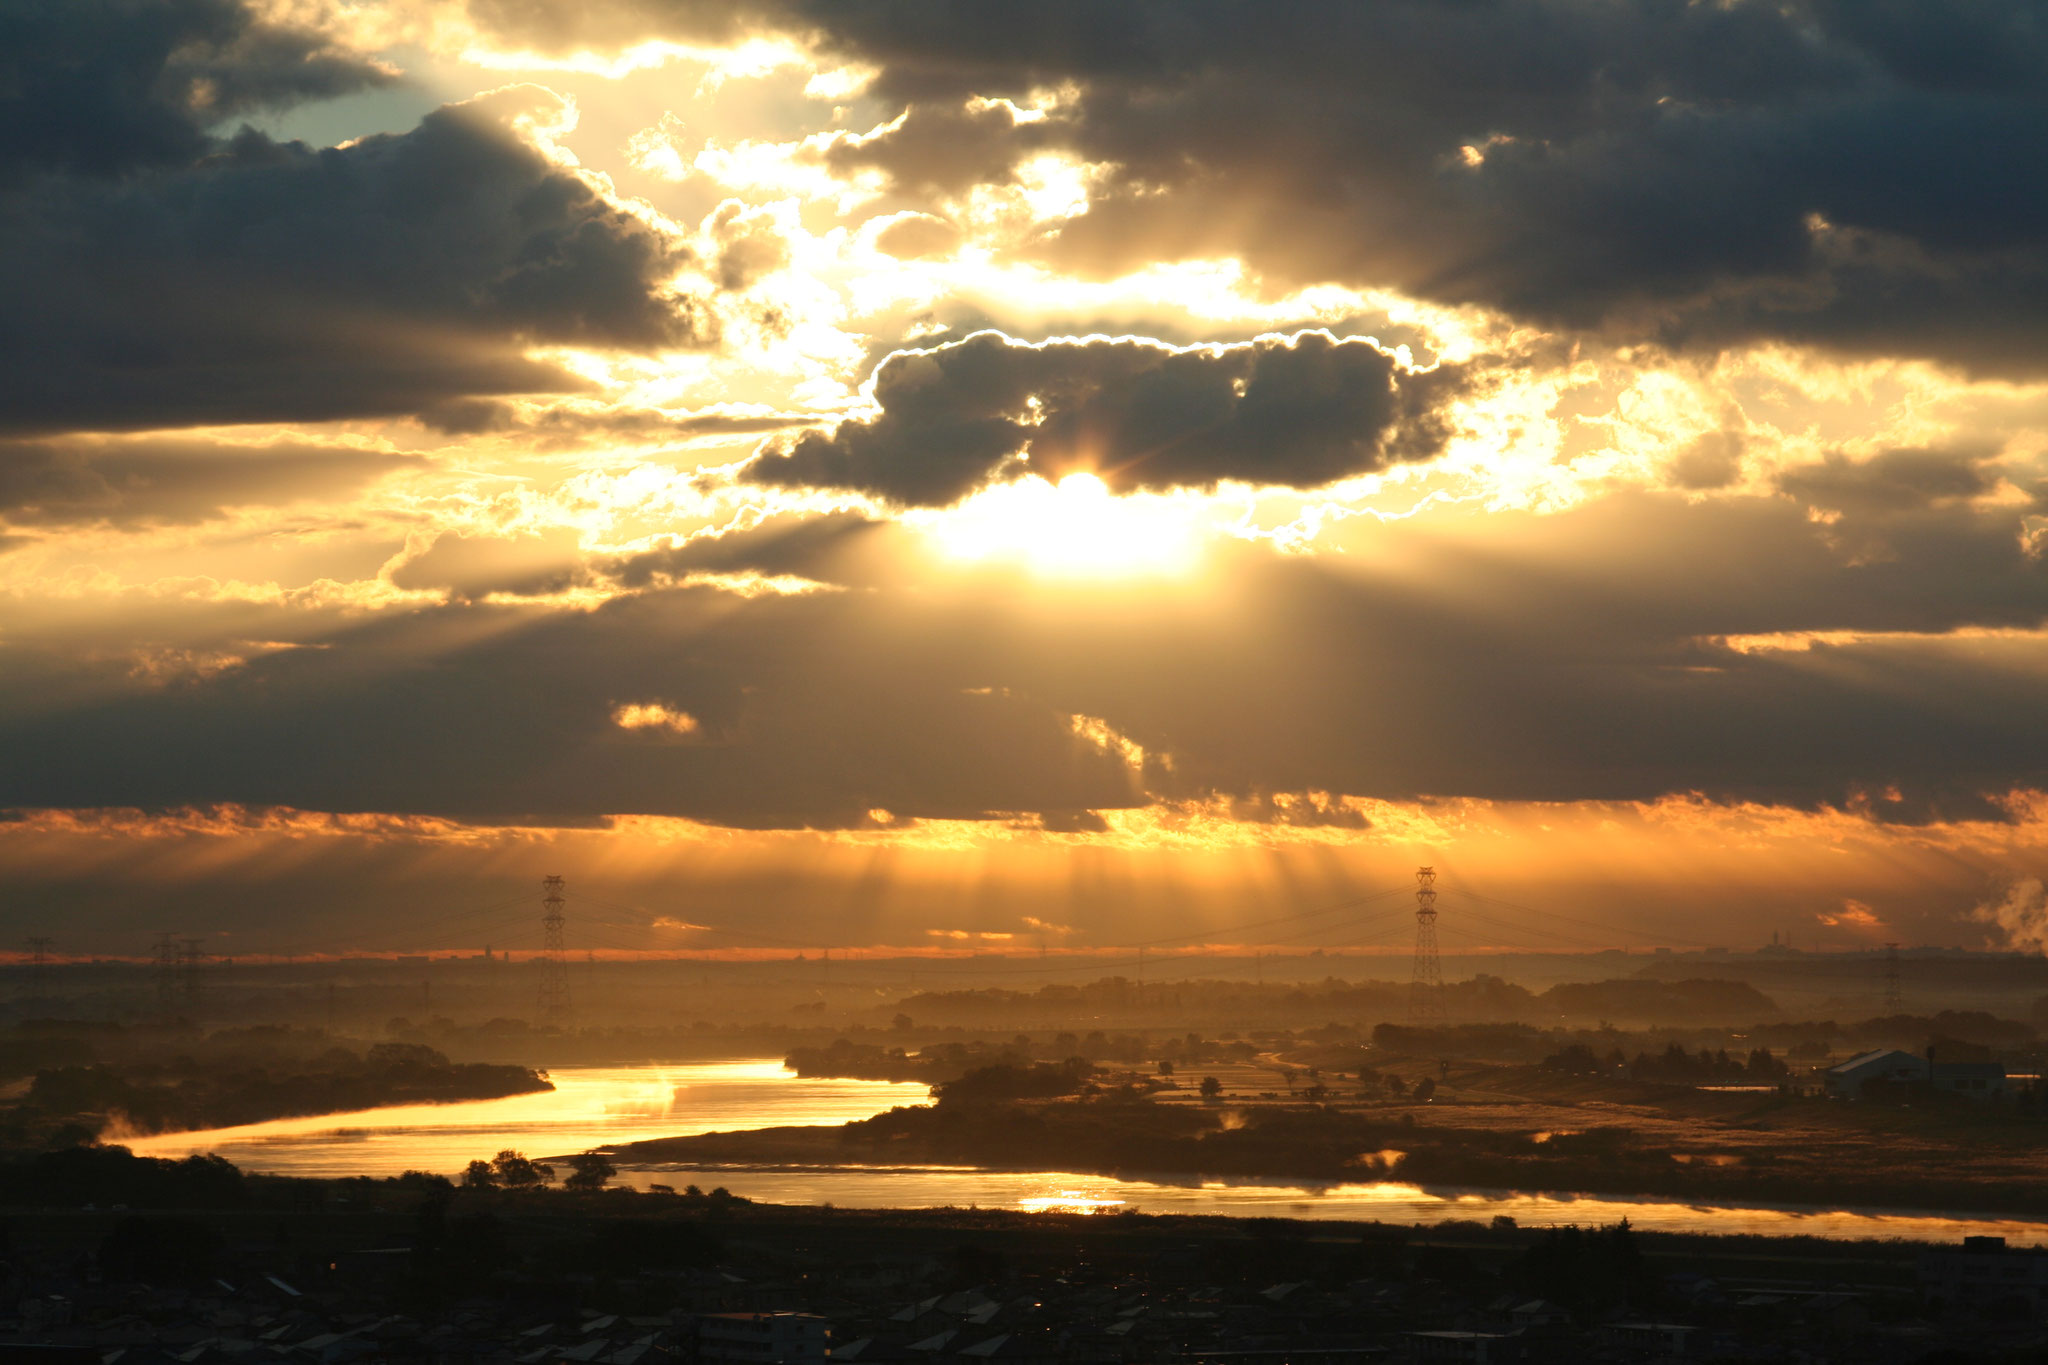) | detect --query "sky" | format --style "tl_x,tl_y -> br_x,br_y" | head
6,0 -> 2048,960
